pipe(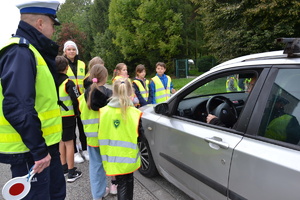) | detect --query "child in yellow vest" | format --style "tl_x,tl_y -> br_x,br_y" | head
112,63 -> 139,107
132,64 -> 149,107
63,40 -> 88,163
148,62 -> 176,104
98,78 -> 144,200
56,56 -> 82,183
